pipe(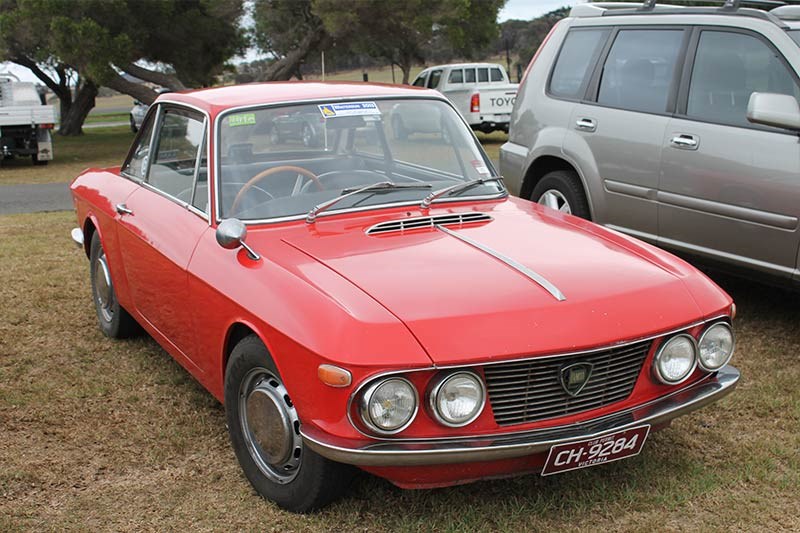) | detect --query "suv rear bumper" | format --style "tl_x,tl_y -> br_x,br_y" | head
301,366 -> 739,467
